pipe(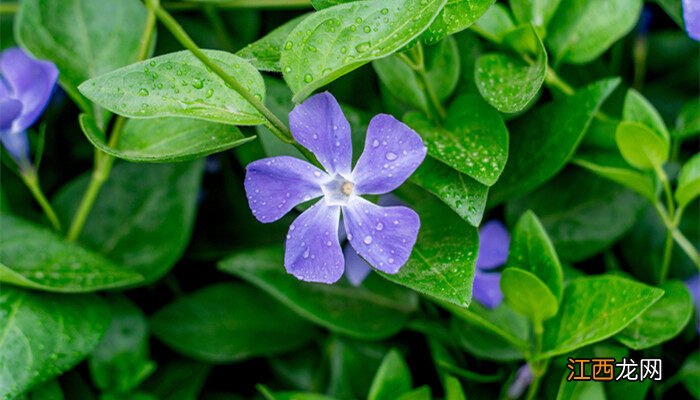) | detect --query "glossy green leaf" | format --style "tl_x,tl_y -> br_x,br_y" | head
368,350 -> 412,400
572,151 -> 657,202
678,352 -> 700,398
422,0 -> 495,44
410,156 -> 488,226
510,0 -> 561,27
311,0 -> 354,9
79,114 -> 254,163
507,210 -> 563,299
546,0 -> 643,64
0,286 -> 110,399
237,14 -> 308,72
79,50 -> 266,126
444,376 -> 466,400
506,167 -> 647,262
219,246 -> 418,339
557,380 -> 606,400
471,3 -> 515,44
259,386 -> 337,400
490,78 -> 619,205
378,197 -> 478,307
540,275 -> 664,358
623,89 -> 670,140
675,98 -> 700,139
280,0 -> 447,102
396,387 -> 431,400
141,361 -> 210,400
615,281 -> 693,349
89,296 -> 156,393
615,121 -> 670,170
501,267 -> 559,322
16,0 -> 148,127
405,95 -> 508,186
326,337 -> 387,399
0,214 -> 142,292
150,283 -> 316,363
54,161 -> 204,283
475,25 -> 547,113
676,153 -> 700,208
